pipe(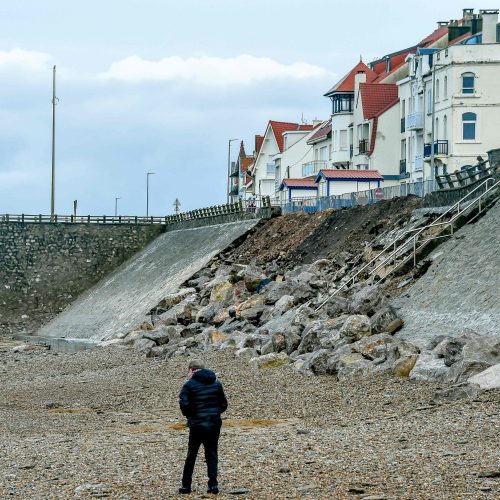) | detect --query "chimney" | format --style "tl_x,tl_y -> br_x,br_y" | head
354,71 -> 366,105
463,8 -> 474,26
480,9 -> 499,43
